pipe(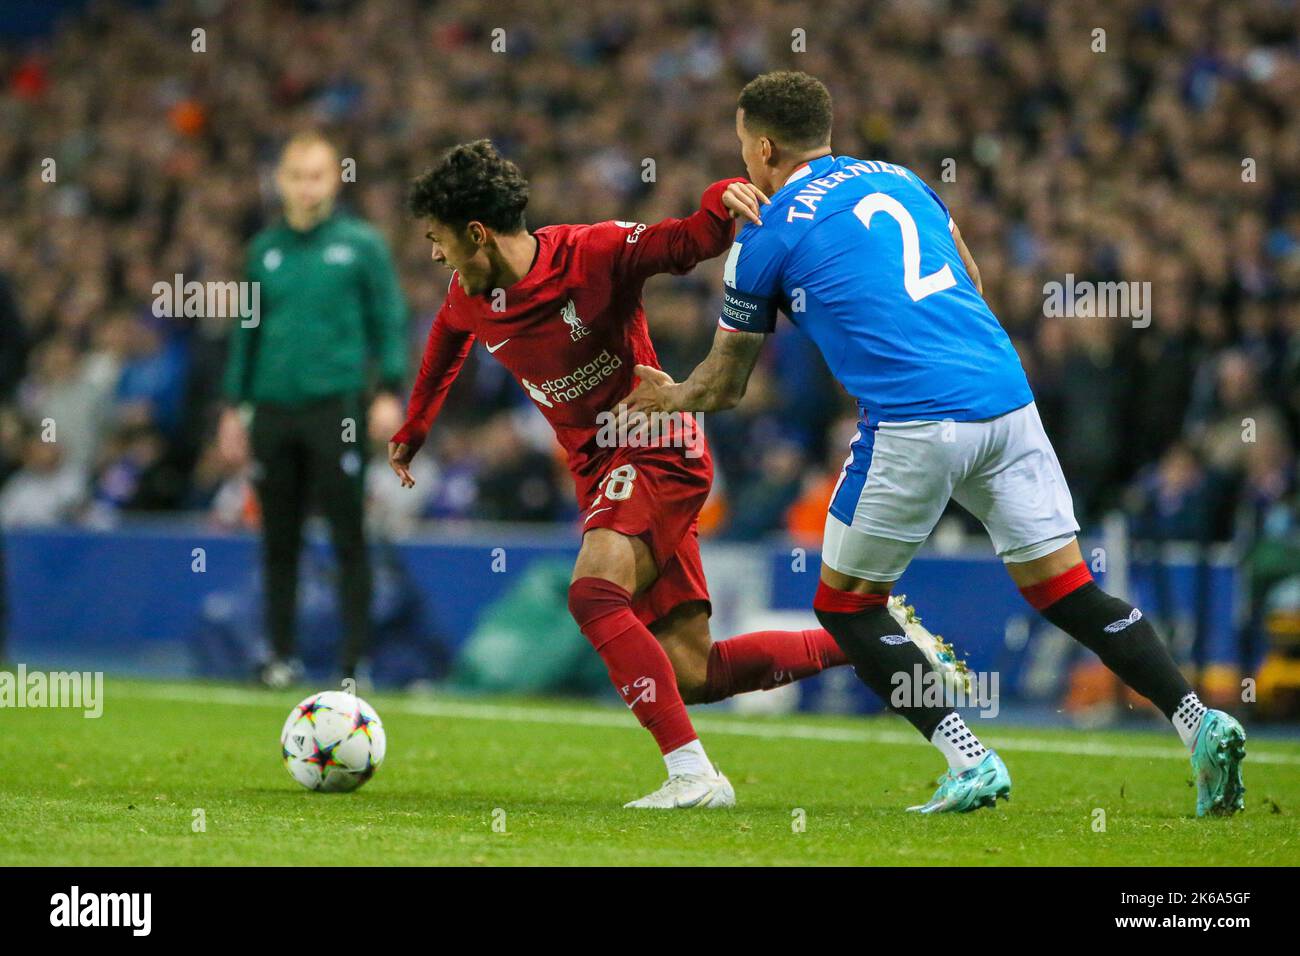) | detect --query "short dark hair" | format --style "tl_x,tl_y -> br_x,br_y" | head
408,139 -> 529,233
738,71 -> 833,150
